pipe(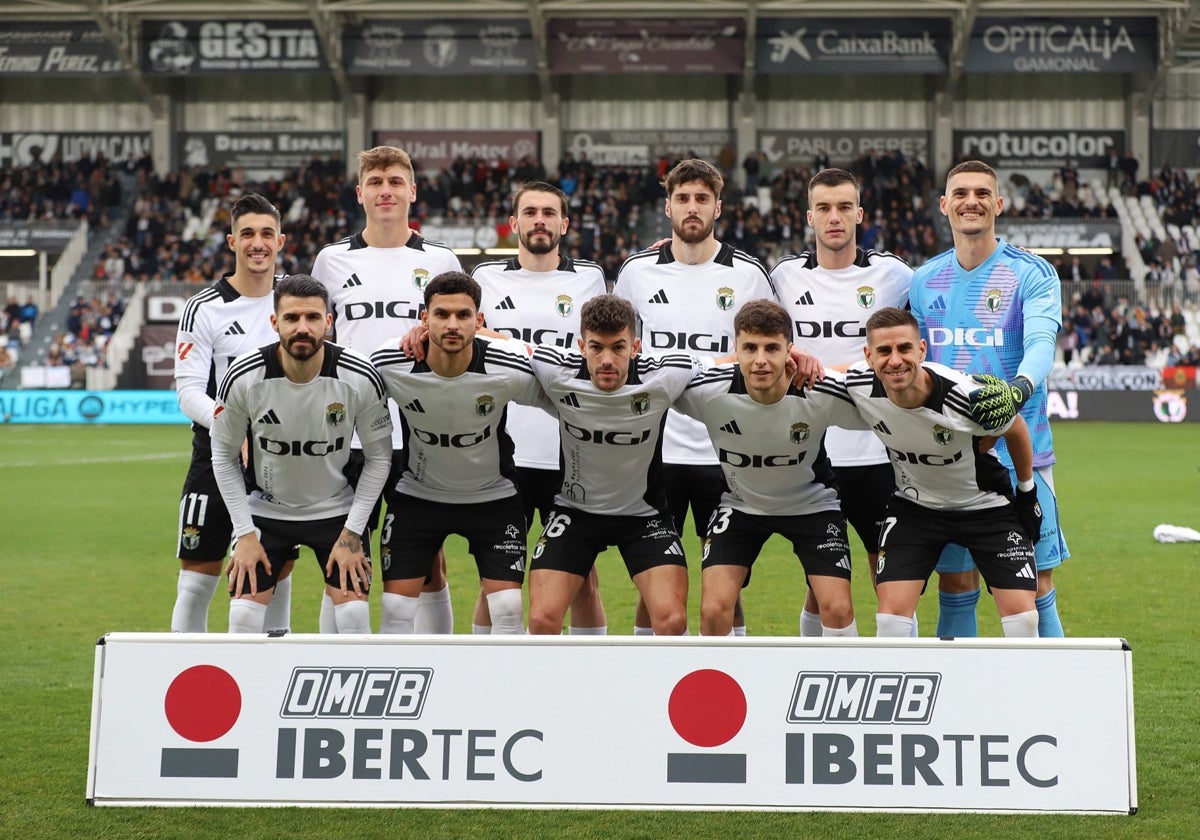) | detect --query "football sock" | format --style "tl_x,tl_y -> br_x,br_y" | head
319,592 -> 337,634
633,625 -> 654,636
876,613 -> 915,638
415,585 -> 454,634
910,612 -> 920,637
568,625 -> 607,635
264,576 -> 291,634
1000,610 -> 1039,638
937,588 -> 980,637
1035,588 -> 1064,637
472,624 -> 492,635
732,625 -> 746,637
172,569 -> 219,632
228,600 -> 267,634
823,620 -> 859,637
799,609 -> 824,637
334,600 -> 371,634
486,589 -> 525,635
380,593 -> 420,634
